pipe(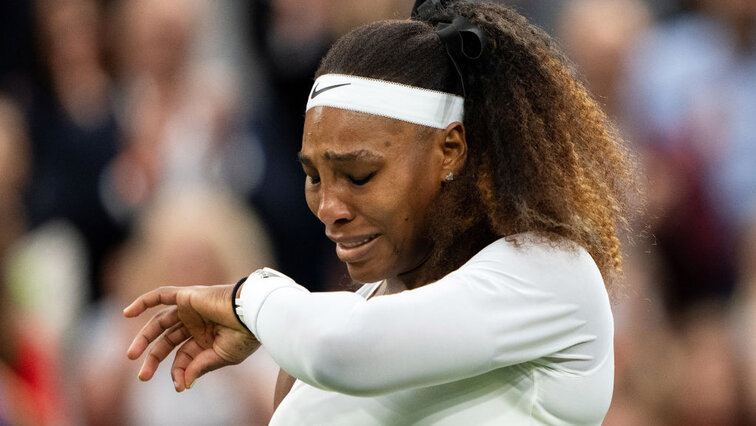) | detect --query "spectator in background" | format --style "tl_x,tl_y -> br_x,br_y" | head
105,0 -> 245,216
25,0 -> 124,302
620,0 -> 755,314
71,190 -> 279,425
557,0 -> 651,121
0,96 -> 68,426
0,98 -> 30,260
735,220 -> 756,421
662,303 -> 750,426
